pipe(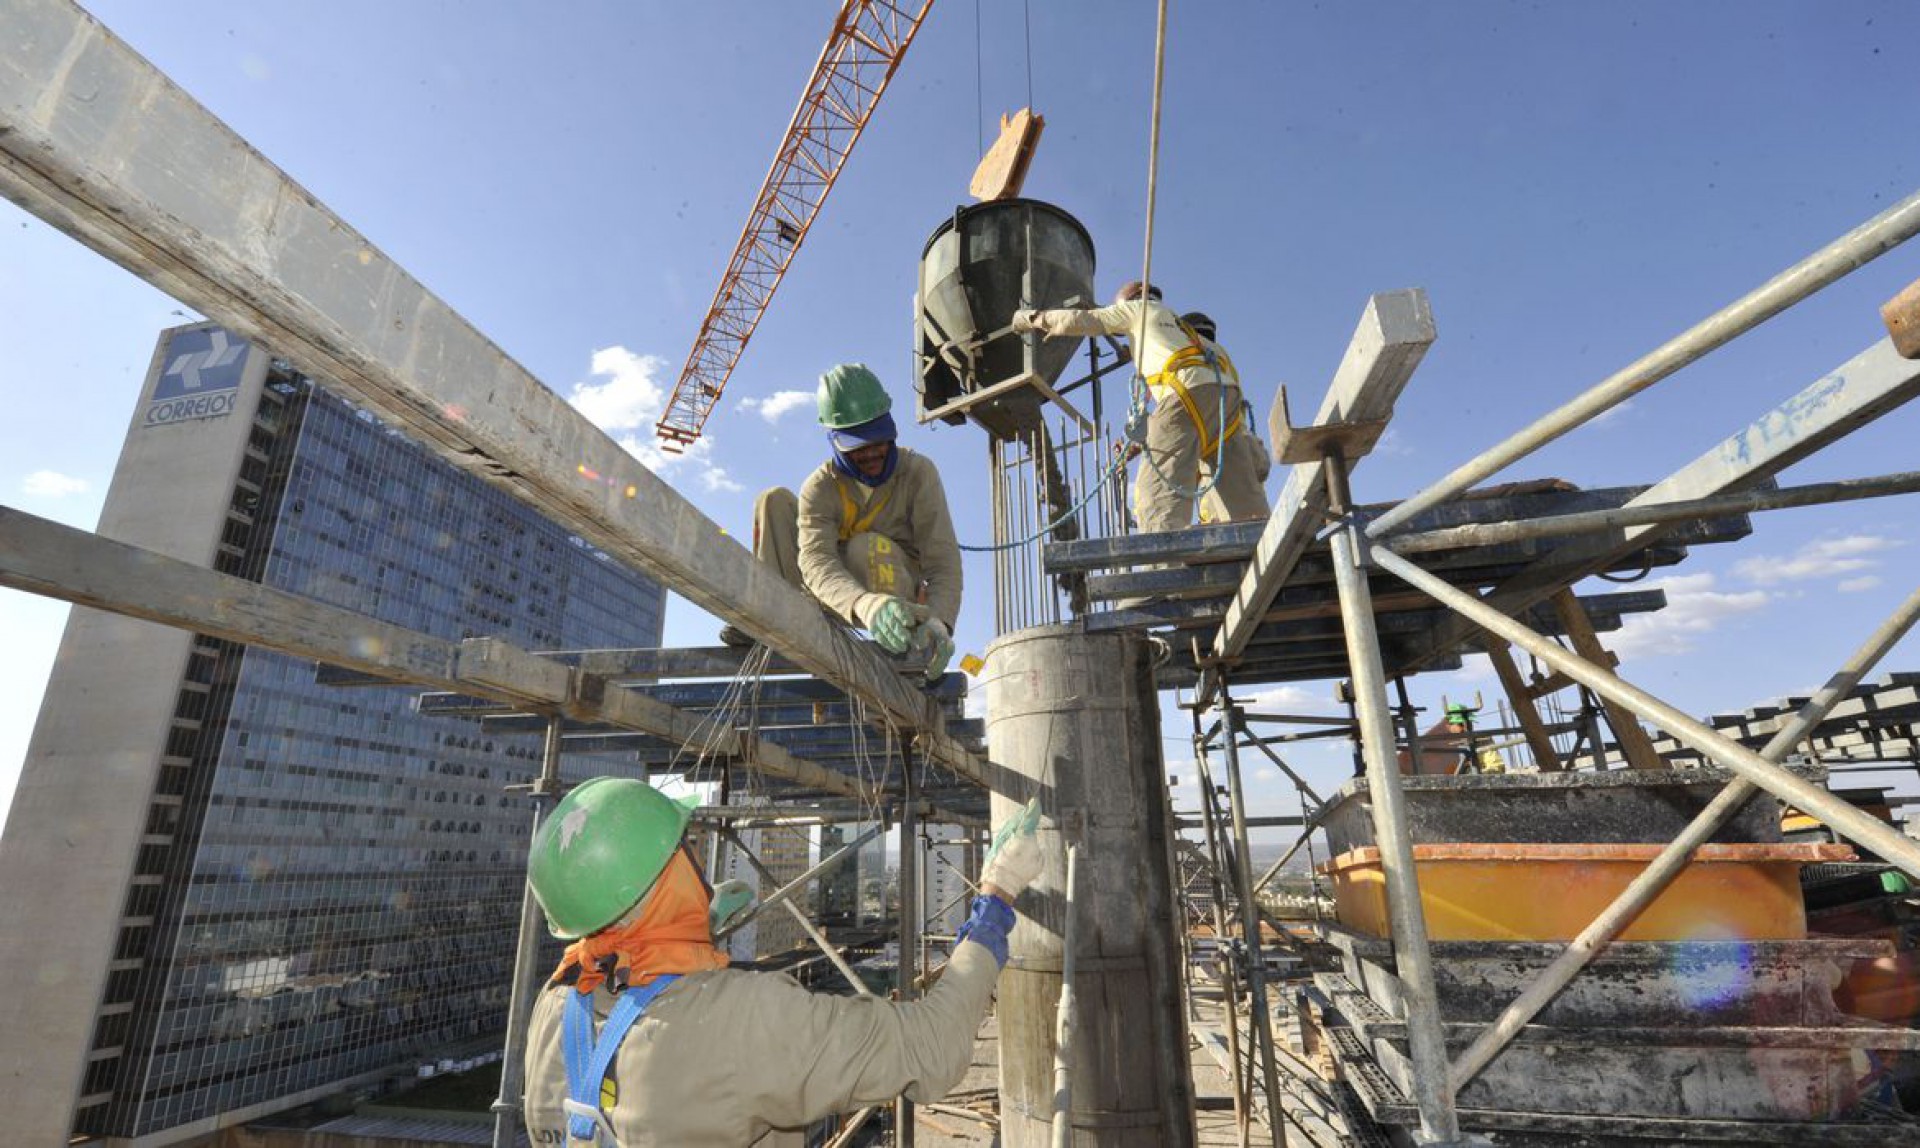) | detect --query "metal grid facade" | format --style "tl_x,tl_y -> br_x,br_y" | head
76,353 -> 664,1138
